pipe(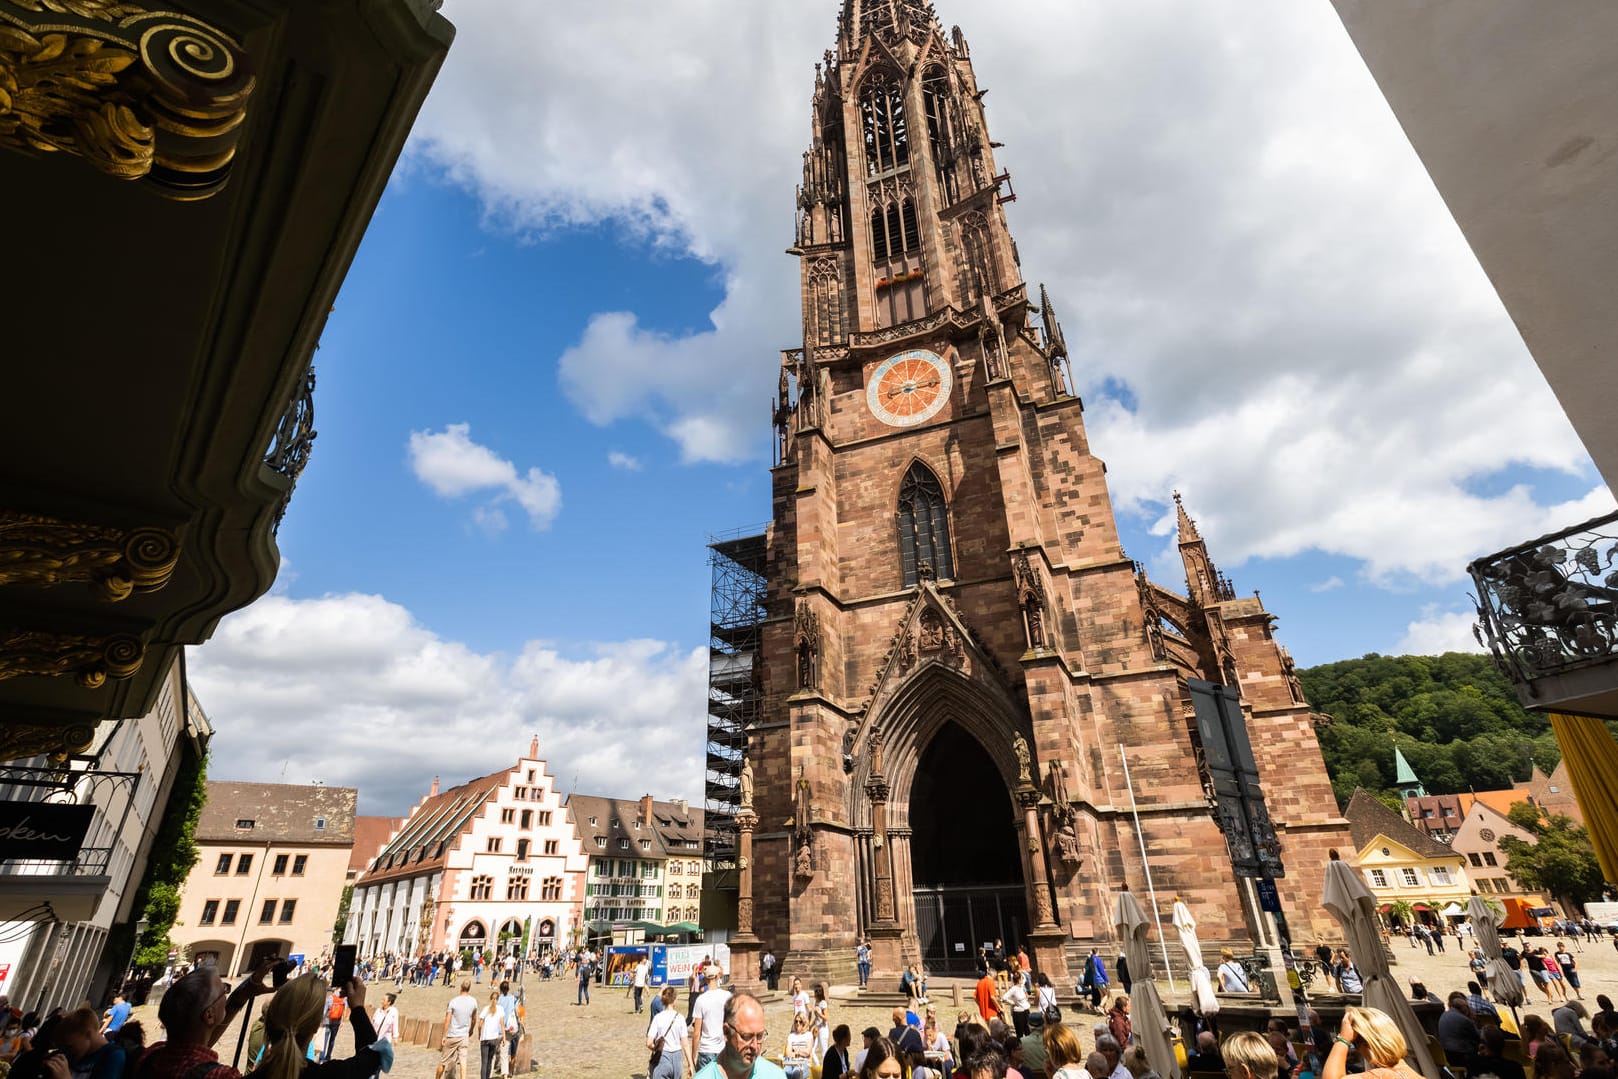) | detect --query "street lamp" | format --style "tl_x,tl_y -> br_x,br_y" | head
124,917 -> 149,988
